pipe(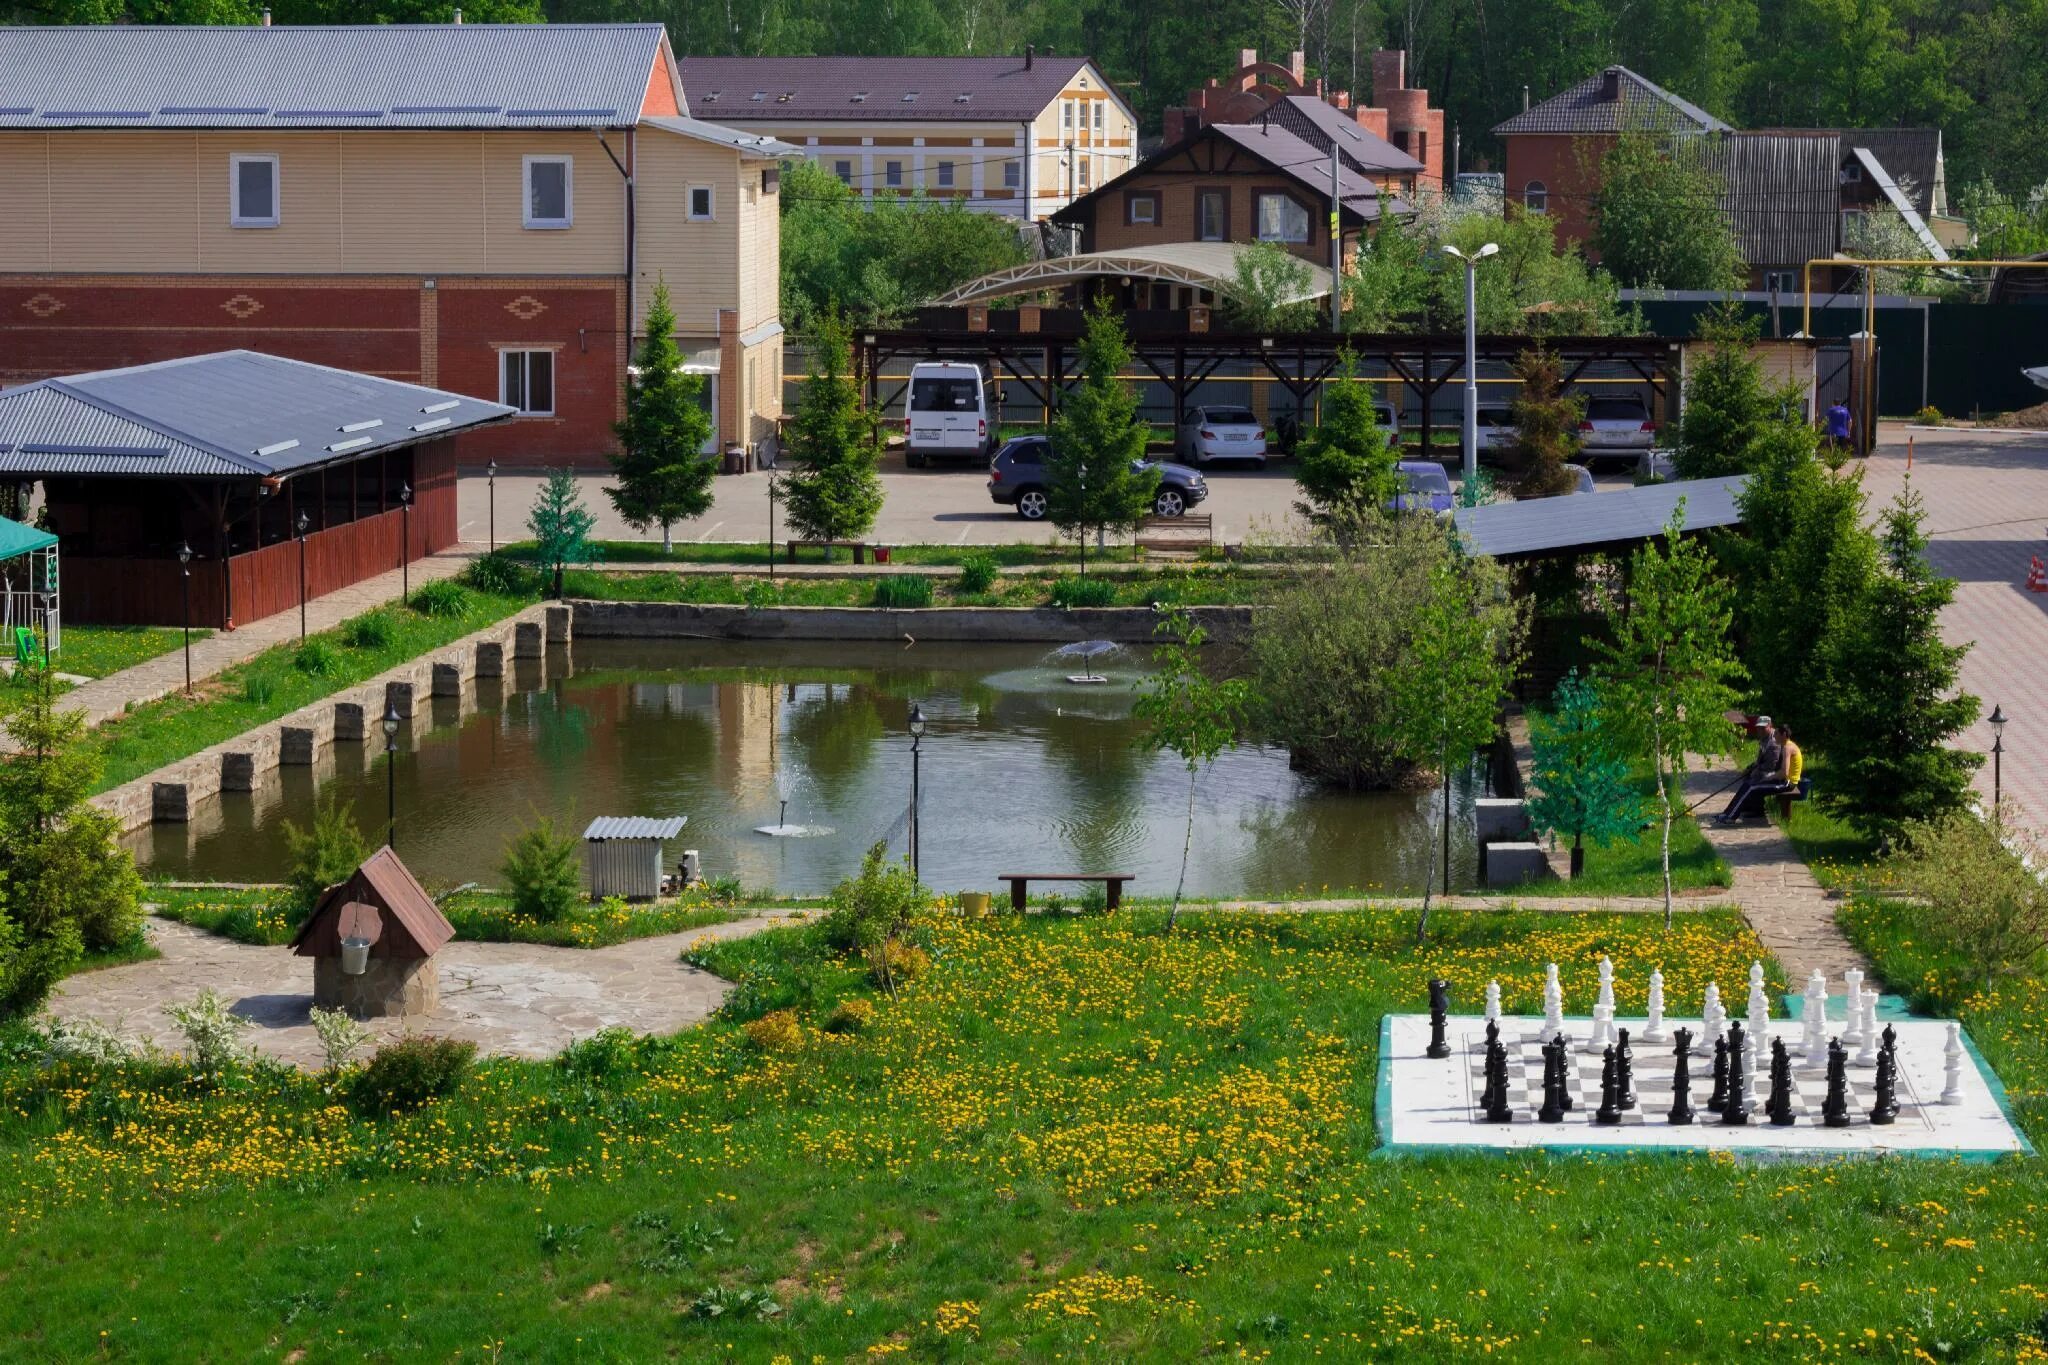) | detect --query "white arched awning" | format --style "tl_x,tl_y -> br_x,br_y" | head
934,243 -> 1333,305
